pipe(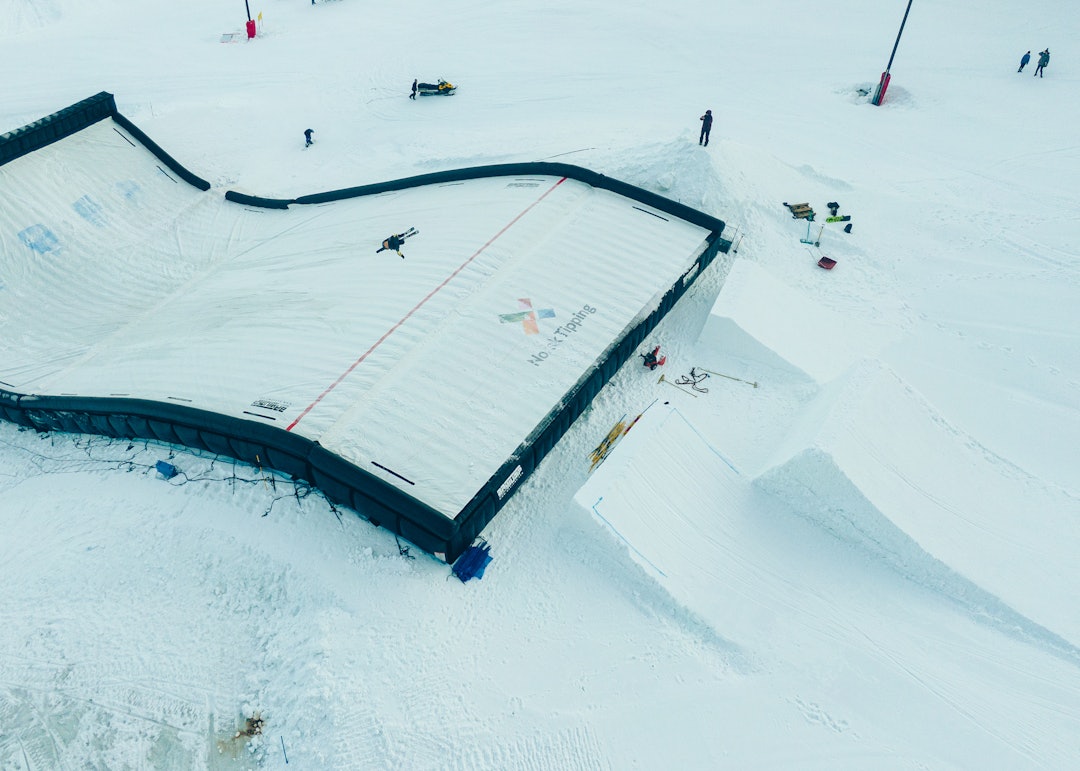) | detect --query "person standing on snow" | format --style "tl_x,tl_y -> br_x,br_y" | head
1034,49 -> 1050,78
1017,51 -> 1031,72
699,109 -> 713,146
410,79 -> 418,100
304,128 -> 314,147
